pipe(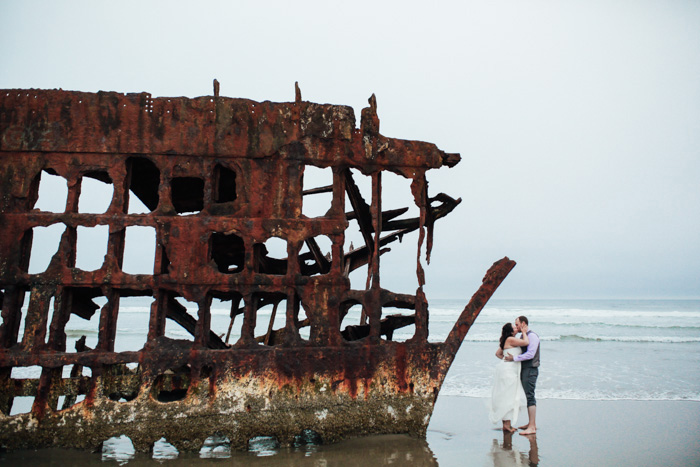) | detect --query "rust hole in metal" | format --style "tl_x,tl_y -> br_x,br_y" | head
127,157 -> 159,213
213,164 -> 237,204
171,177 -> 204,215
27,224 -> 66,274
302,165 -> 334,218
78,172 -> 113,214
210,232 -> 245,274
76,226 -> 109,271
34,170 -> 68,213
122,226 -> 156,274
254,237 -> 288,275
299,235 -> 332,276
151,366 -> 191,403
